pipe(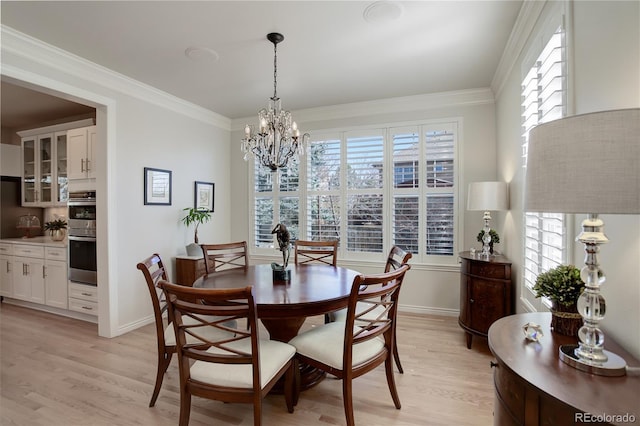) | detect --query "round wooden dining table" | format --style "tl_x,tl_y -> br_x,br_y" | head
192,263 -> 361,390
193,263 -> 360,341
